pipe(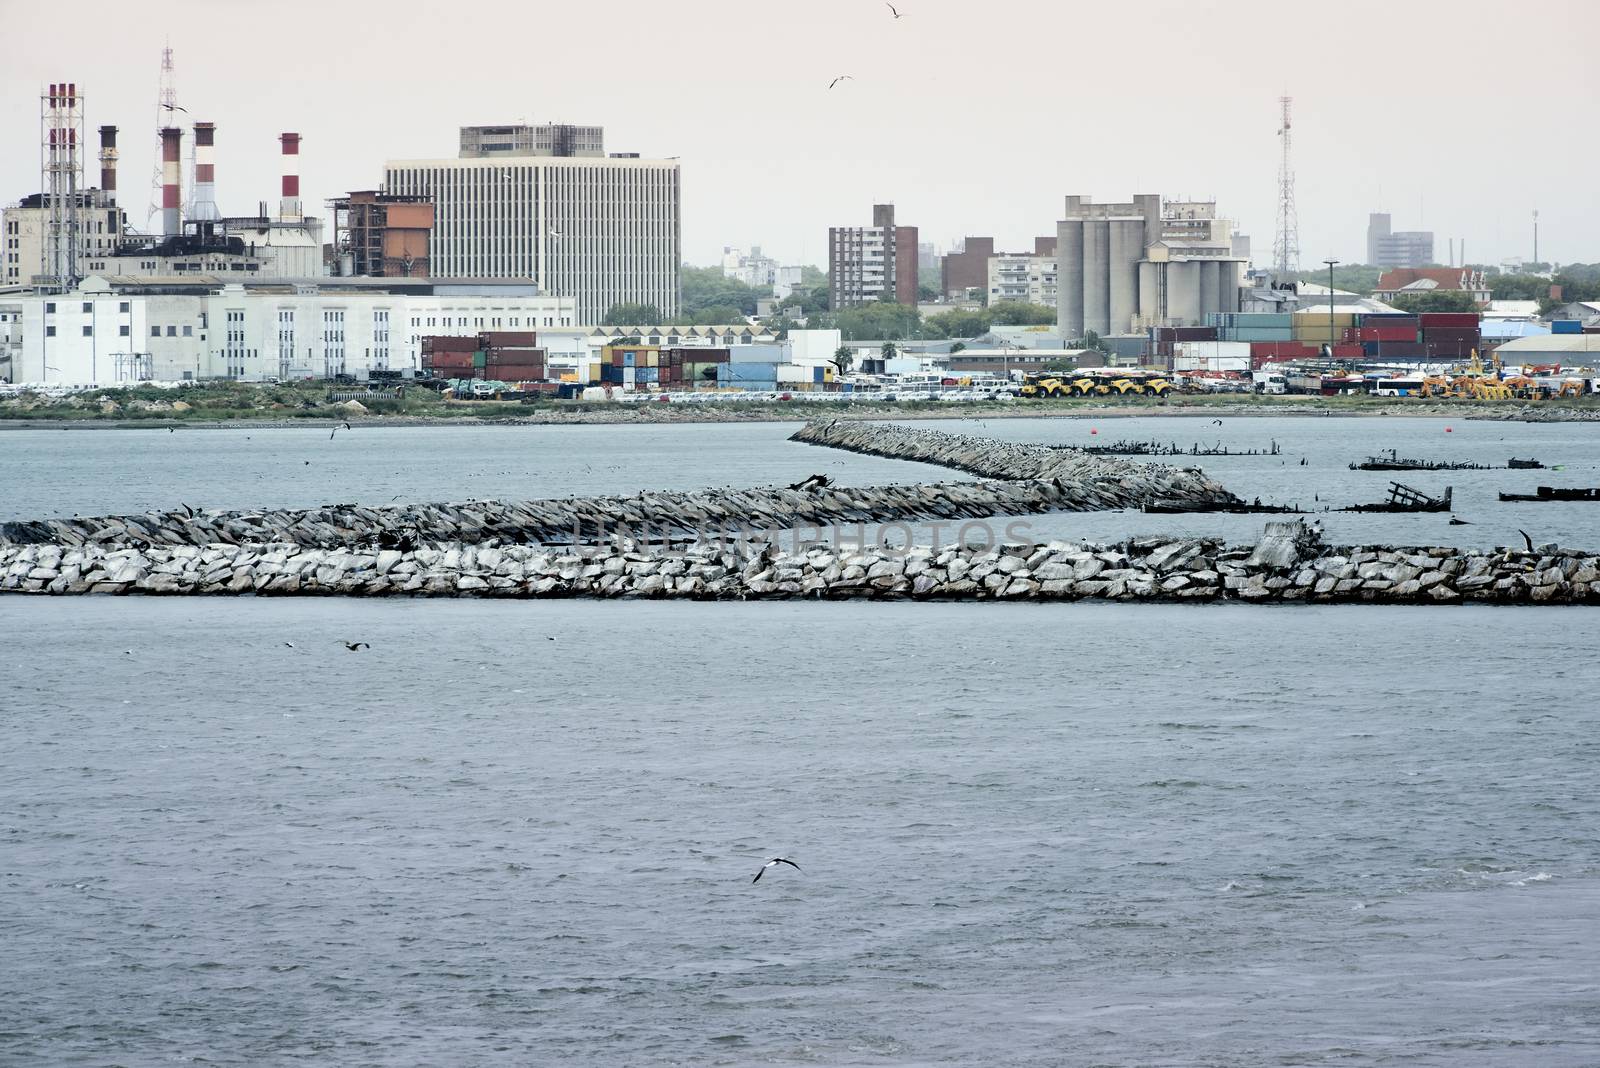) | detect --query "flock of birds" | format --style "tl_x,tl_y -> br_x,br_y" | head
829,4 -> 910,89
